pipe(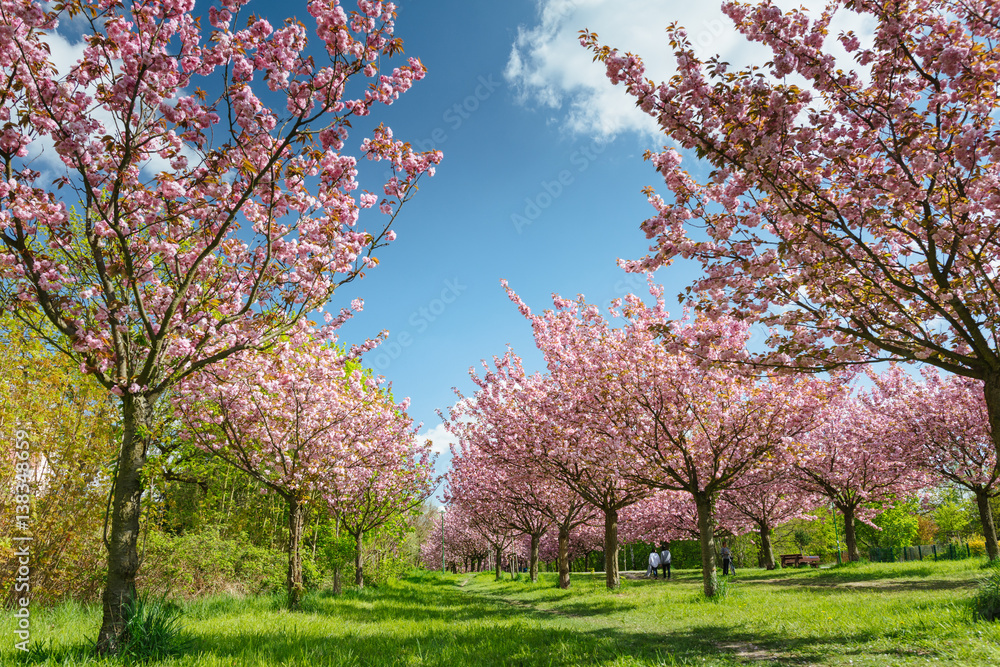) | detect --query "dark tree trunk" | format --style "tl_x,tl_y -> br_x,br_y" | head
354,532 -> 365,588
529,531 -> 541,582
494,546 -> 502,581
557,525 -> 571,589
974,488 -> 1000,561
287,496 -> 305,608
759,520 -> 776,570
603,506 -> 620,589
96,394 -> 155,654
695,491 -> 718,597
842,504 -> 861,562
